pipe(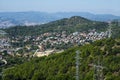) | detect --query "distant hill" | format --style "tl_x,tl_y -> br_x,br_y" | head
4,16 -> 108,37
53,12 -> 120,21
3,38 -> 120,80
0,12 -> 120,28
